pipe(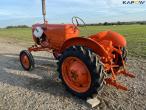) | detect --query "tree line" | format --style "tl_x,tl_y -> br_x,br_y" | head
6,25 -> 30,29
4,21 -> 146,29
84,21 -> 146,26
